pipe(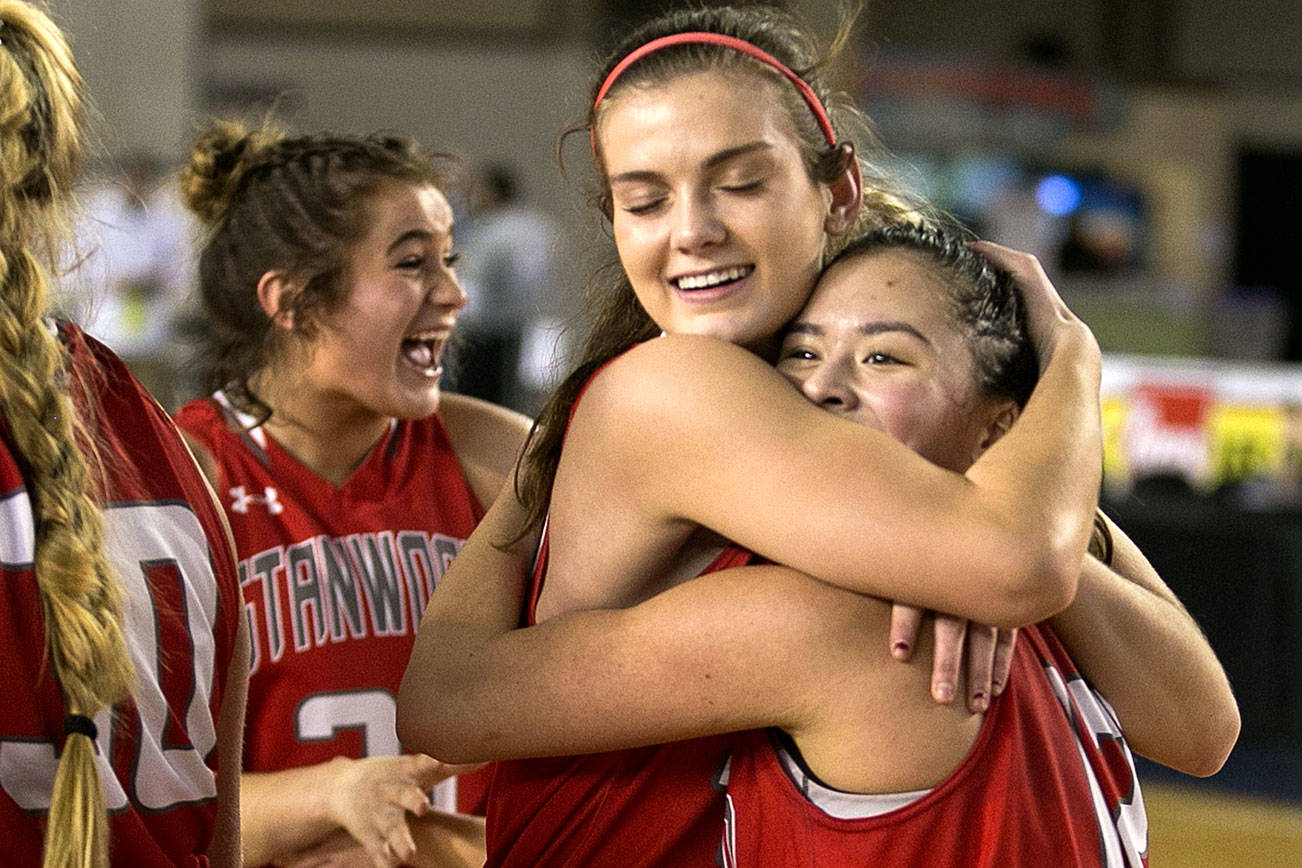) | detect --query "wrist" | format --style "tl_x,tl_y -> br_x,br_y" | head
322,755 -> 356,824
1039,321 -> 1100,377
